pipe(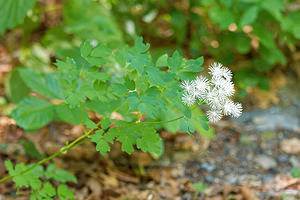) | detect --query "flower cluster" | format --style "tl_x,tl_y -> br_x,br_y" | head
181,62 -> 242,123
